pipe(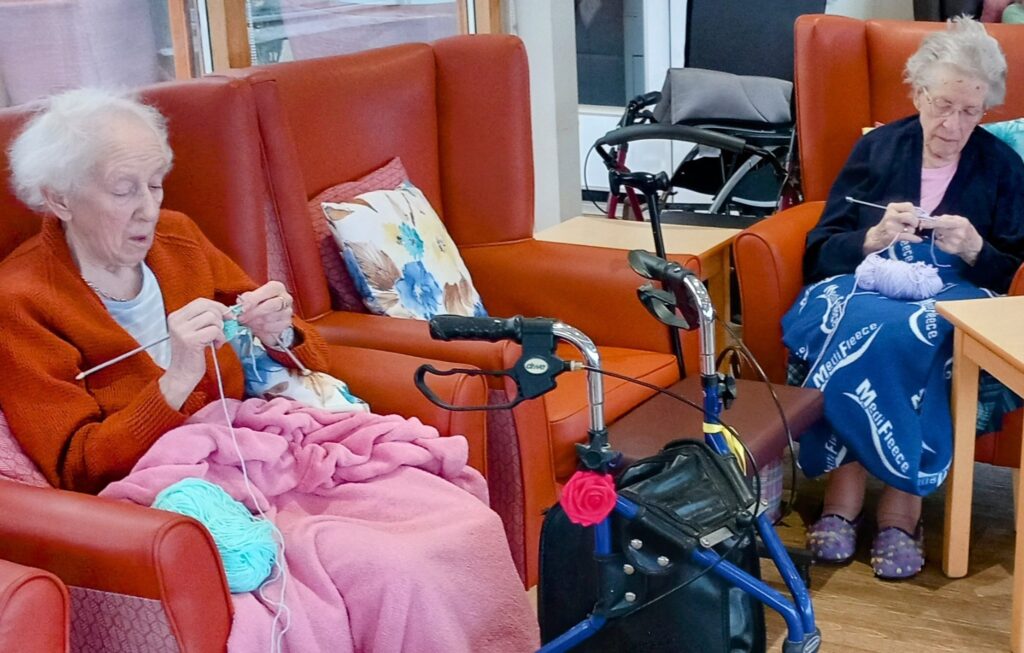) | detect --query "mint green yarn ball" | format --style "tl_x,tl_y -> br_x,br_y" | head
153,478 -> 277,593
